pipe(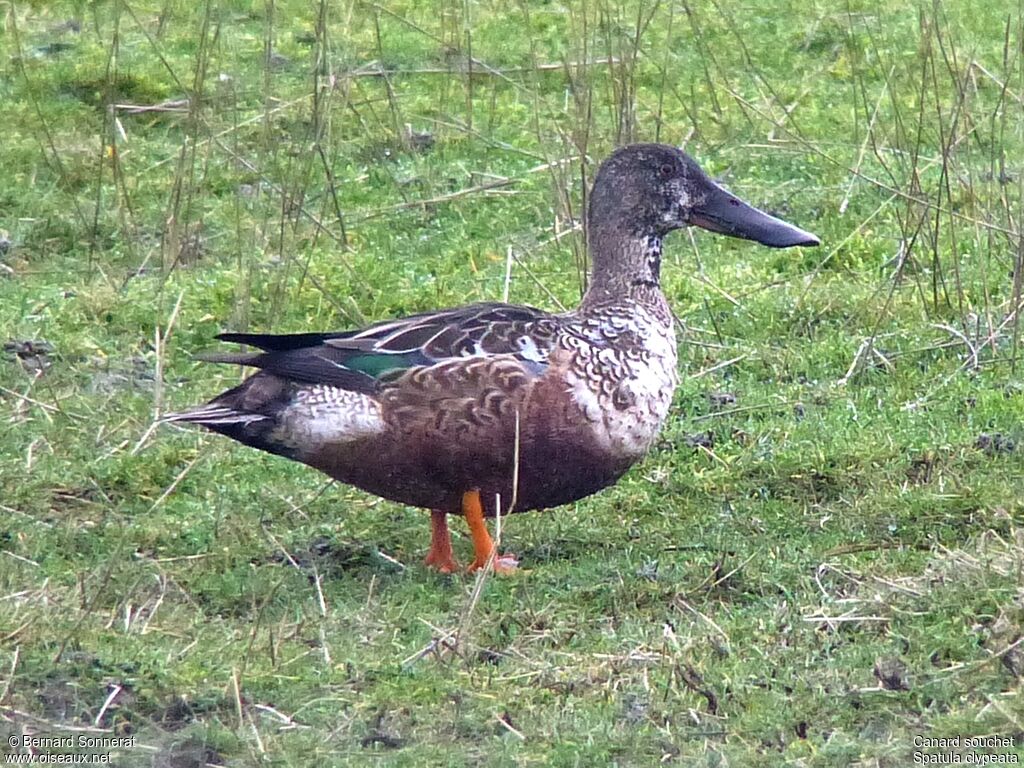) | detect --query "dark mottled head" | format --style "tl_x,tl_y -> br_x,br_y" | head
588,143 -> 819,248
